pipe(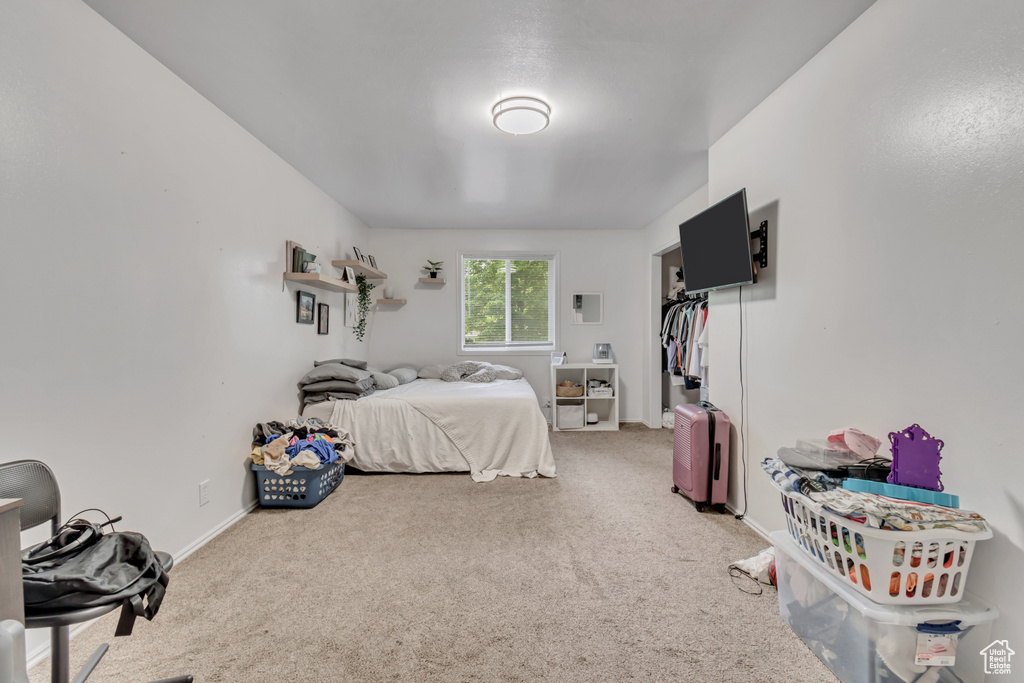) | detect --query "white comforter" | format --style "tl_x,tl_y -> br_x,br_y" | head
327,378 -> 556,482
